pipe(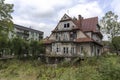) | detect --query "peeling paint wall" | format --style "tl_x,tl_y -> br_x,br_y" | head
77,31 -> 87,38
